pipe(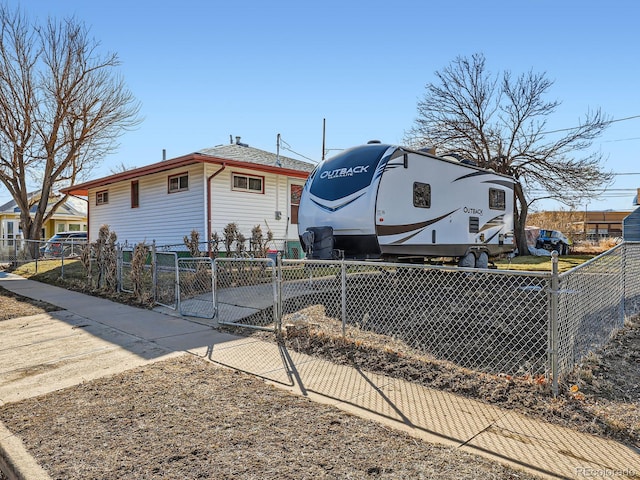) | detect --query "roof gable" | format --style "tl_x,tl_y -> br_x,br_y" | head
0,191 -> 87,216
